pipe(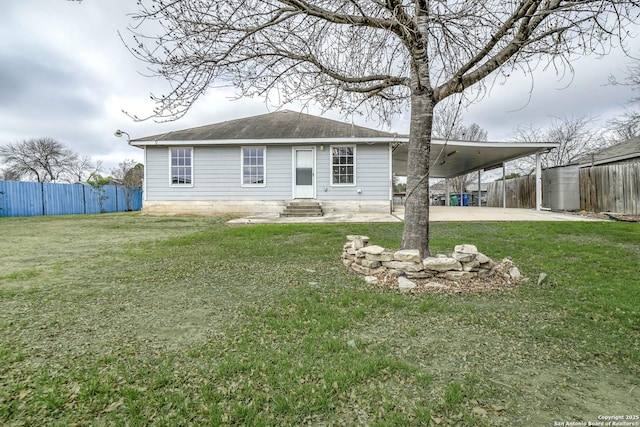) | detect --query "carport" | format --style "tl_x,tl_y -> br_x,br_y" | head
392,138 -> 559,210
